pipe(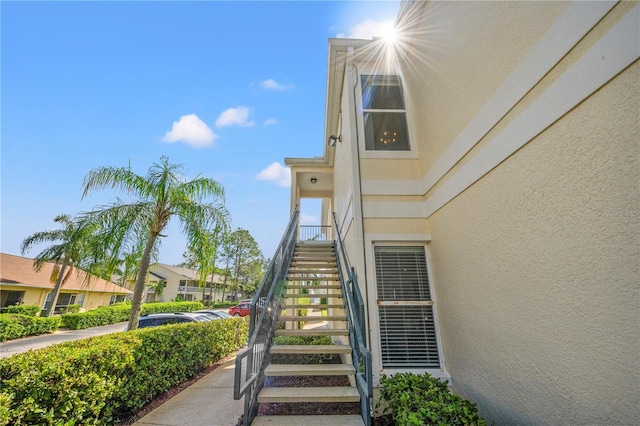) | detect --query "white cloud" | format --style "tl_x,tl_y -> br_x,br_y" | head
162,114 -> 217,148
300,213 -> 319,225
261,78 -> 292,90
337,19 -> 395,39
264,118 -> 278,126
256,162 -> 290,187
215,107 -> 255,128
